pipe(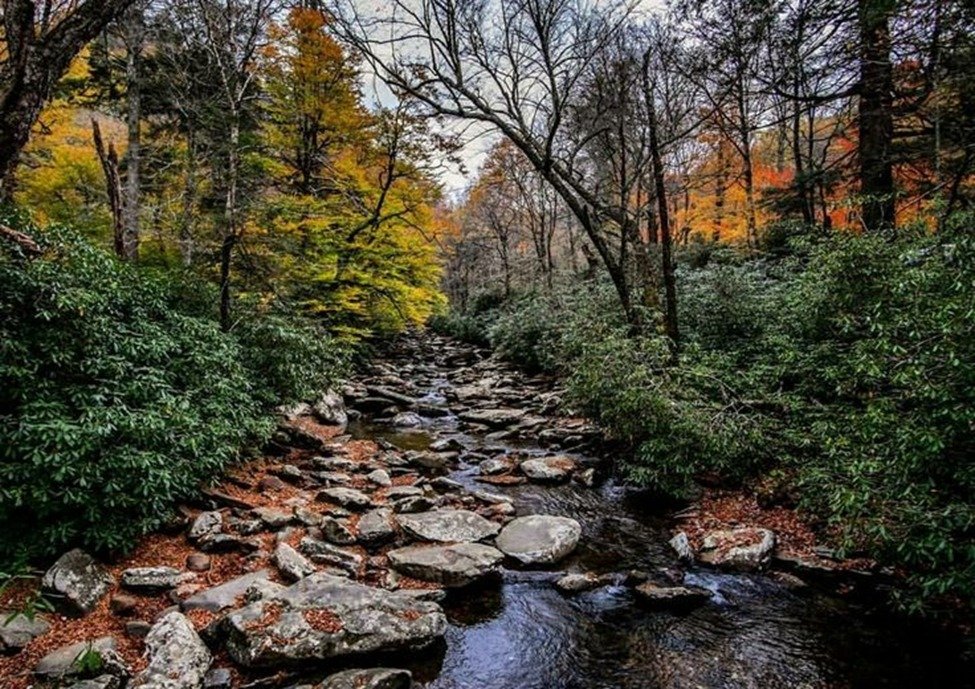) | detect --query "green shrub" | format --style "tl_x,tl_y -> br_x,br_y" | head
0,218 -> 345,563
